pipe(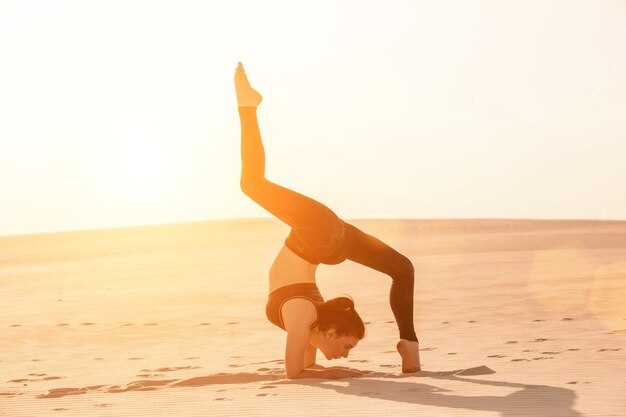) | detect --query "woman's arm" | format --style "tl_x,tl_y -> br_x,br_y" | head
303,343 -> 318,368
282,299 -> 318,379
